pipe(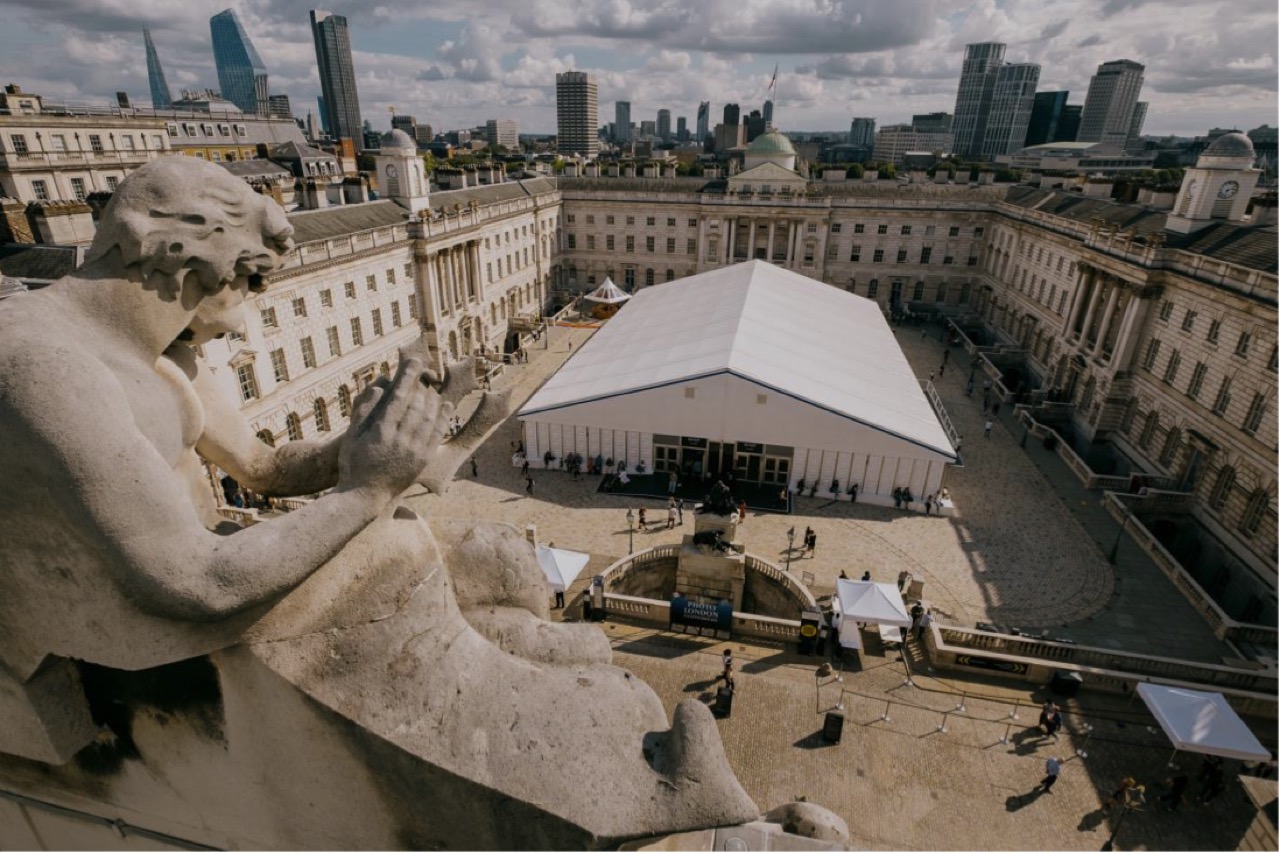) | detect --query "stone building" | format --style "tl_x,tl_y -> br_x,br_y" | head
3,124 -> 1273,604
